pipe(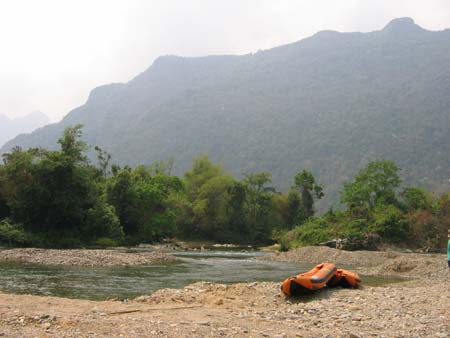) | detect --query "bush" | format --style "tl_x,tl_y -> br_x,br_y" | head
342,219 -> 367,241
94,237 -> 120,247
0,219 -> 33,246
370,205 -> 409,242
291,217 -> 334,247
84,202 -> 124,243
